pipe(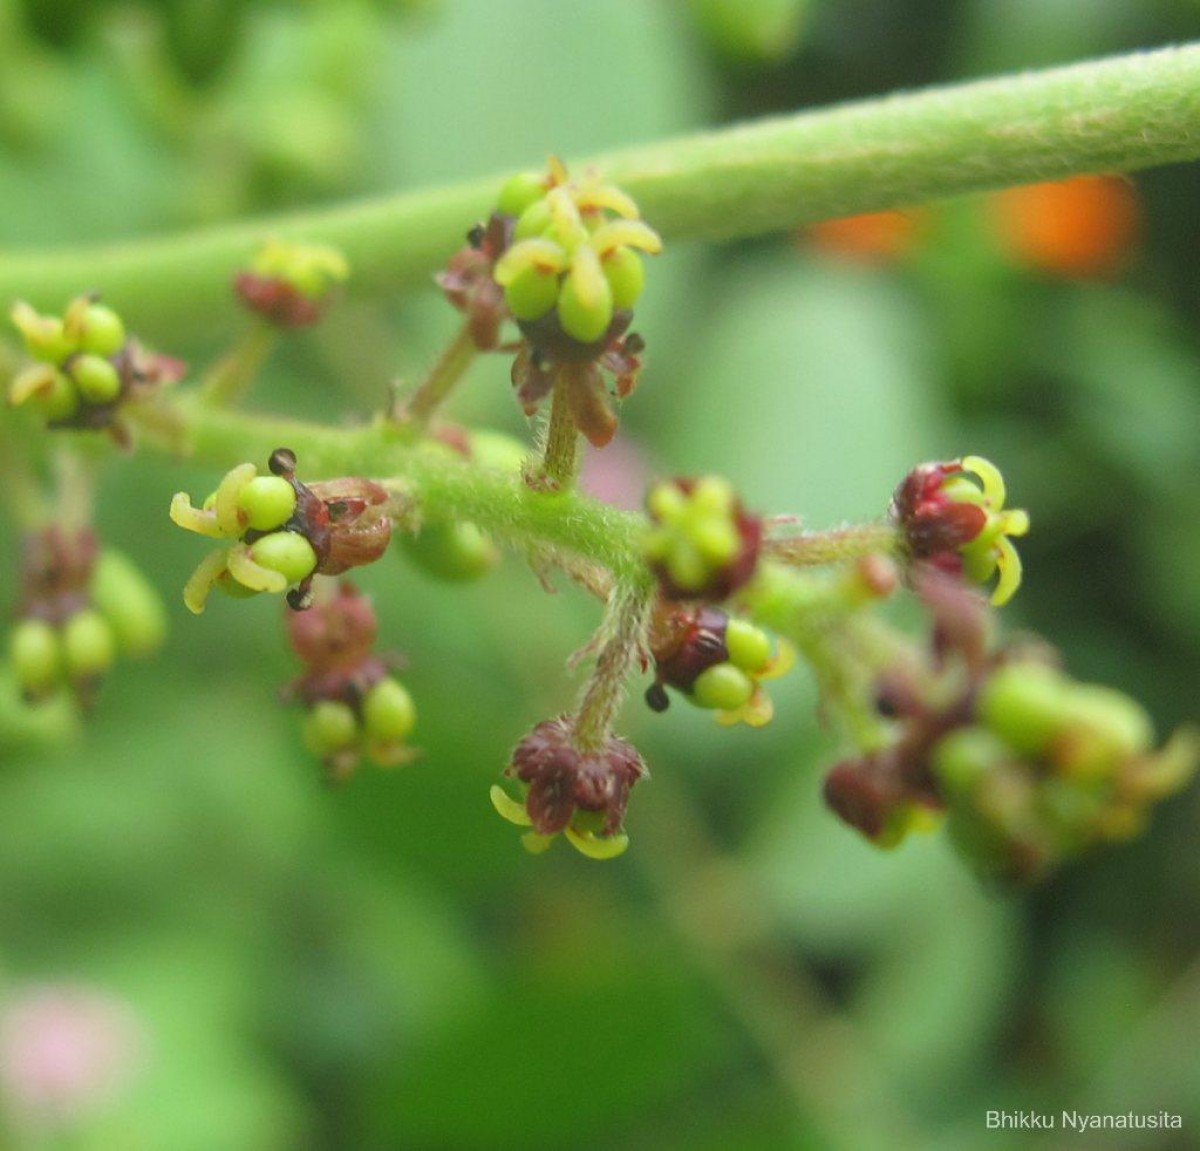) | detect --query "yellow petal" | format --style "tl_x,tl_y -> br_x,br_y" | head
182,549 -> 231,615
214,463 -> 257,536
990,535 -> 1023,607
493,239 -> 567,286
489,783 -> 532,827
564,826 -> 630,860
8,364 -> 57,406
226,543 -> 289,593
576,182 -> 639,219
590,219 -> 663,256
1000,508 -> 1030,537
962,455 -> 1006,508
758,639 -> 796,682
520,831 -> 555,854
169,492 -> 224,538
